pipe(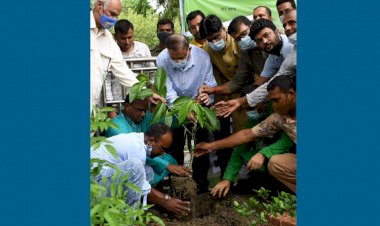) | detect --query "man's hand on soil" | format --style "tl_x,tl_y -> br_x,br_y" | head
166,164 -> 192,177
211,180 -> 231,198
164,198 -> 191,215
194,142 -> 213,157
247,152 -> 265,171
